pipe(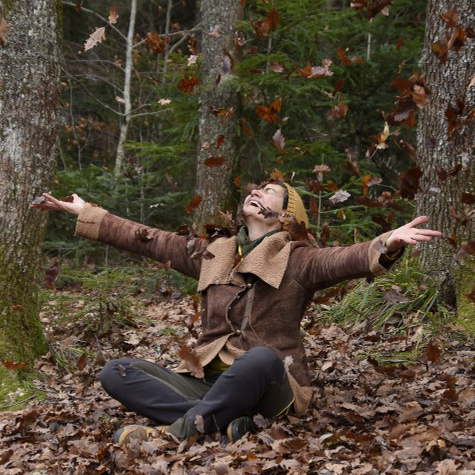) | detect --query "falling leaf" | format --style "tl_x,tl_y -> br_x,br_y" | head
77,353 -> 88,371
216,135 -> 225,148
84,26 -> 106,52
115,96 -> 125,104
328,102 -> 349,120
270,62 -> 284,73
178,75 -> 199,94
204,156 -> 225,167
329,190 -> 351,204
255,97 -> 282,124
135,228 -> 153,242
185,195 -> 202,214
335,78 -> 344,92
432,37 -> 449,63
0,15 -> 8,46
2,360 -> 26,370
108,7 -> 119,24
179,344 -> 204,379
241,119 -> 253,136
32,196 -> 46,205
399,167 -> 422,200
461,193 -> 475,205
396,38 -> 404,50
10,305 -> 22,311
194,414 -> 205,433
146,32 -> 165,53
272,129 -> 285,152
440,6 -> 458,28
425,341 -> 441,363
398,140 -> 418,163
233,175 -> 241,187
467,287 -> 475,305
267,8 -> 280,29
251,18 -> 270,38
